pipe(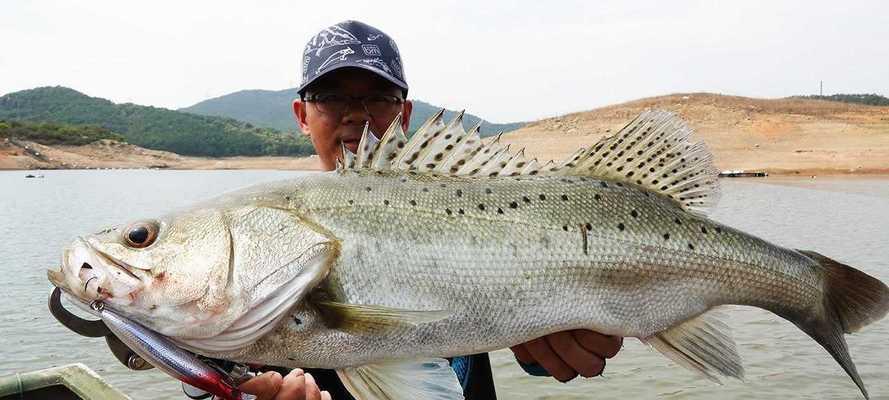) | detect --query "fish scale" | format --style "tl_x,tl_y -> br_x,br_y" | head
48,110 -> 889,400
